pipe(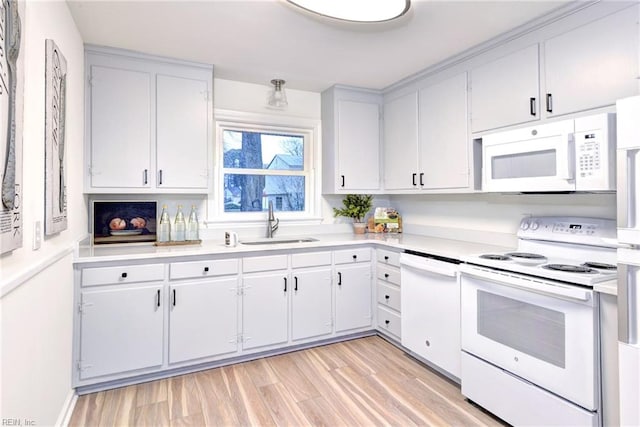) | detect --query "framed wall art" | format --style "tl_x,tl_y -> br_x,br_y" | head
0,0 -> 25,254
44,38 -> 68,235
92,201 -> 157,244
